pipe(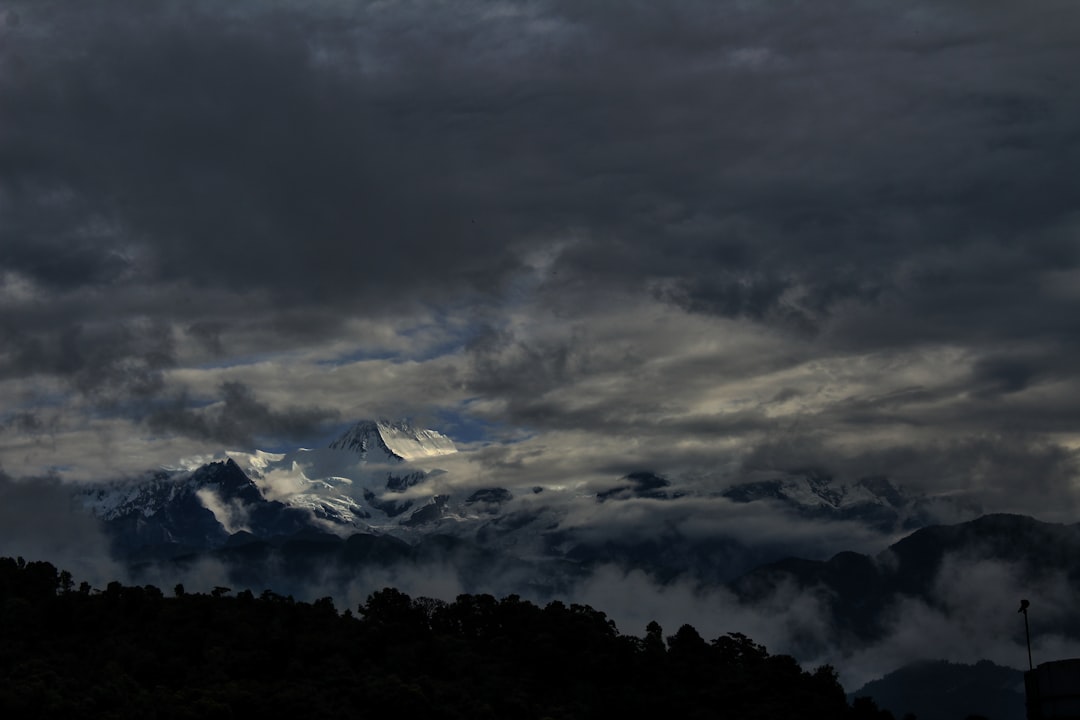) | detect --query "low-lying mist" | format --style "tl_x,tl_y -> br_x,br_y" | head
3,468 -> 1075,694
